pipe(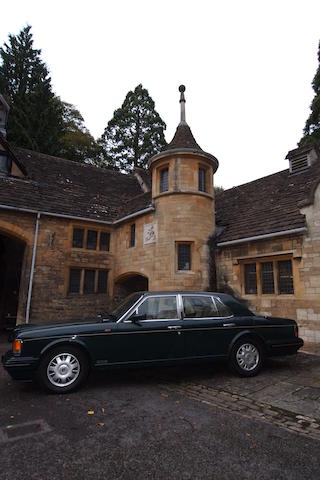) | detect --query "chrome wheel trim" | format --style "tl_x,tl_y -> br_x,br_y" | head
236,343 -> 260,371
47,353 -> 80,387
